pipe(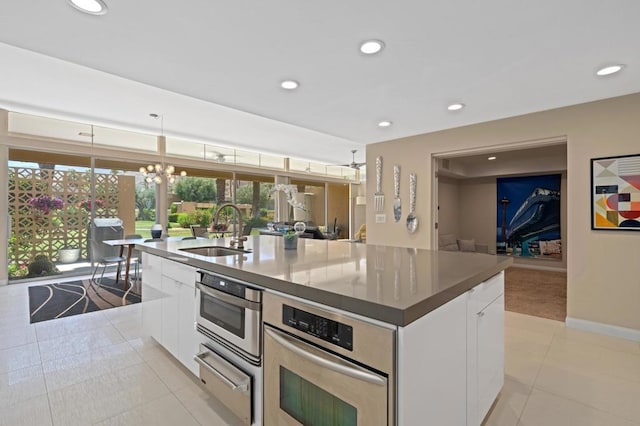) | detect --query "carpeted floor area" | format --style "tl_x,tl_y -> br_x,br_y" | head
28,277 -> 141,323
505,267 -> 567,321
